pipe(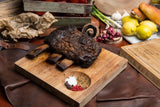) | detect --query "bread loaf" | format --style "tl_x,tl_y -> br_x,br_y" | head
140,2 -> 160,26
